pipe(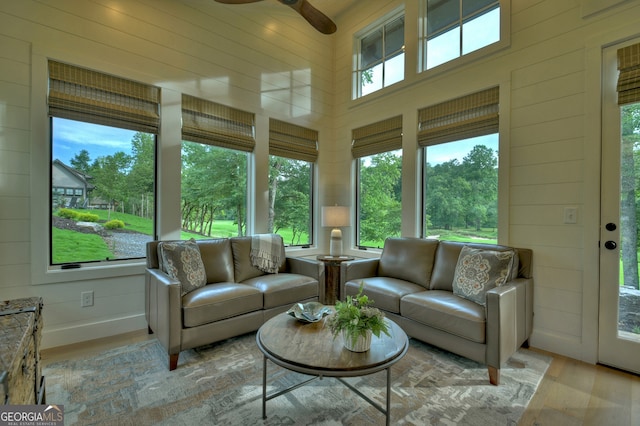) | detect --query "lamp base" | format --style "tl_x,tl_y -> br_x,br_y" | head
329,228 -> 342,257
